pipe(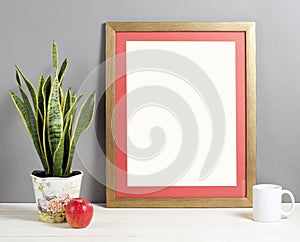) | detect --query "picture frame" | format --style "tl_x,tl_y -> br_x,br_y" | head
106,22 -> 256,207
